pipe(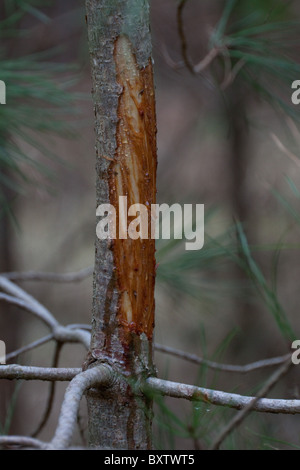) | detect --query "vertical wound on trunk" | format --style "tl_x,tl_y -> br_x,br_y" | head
110,35 -> 157,339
